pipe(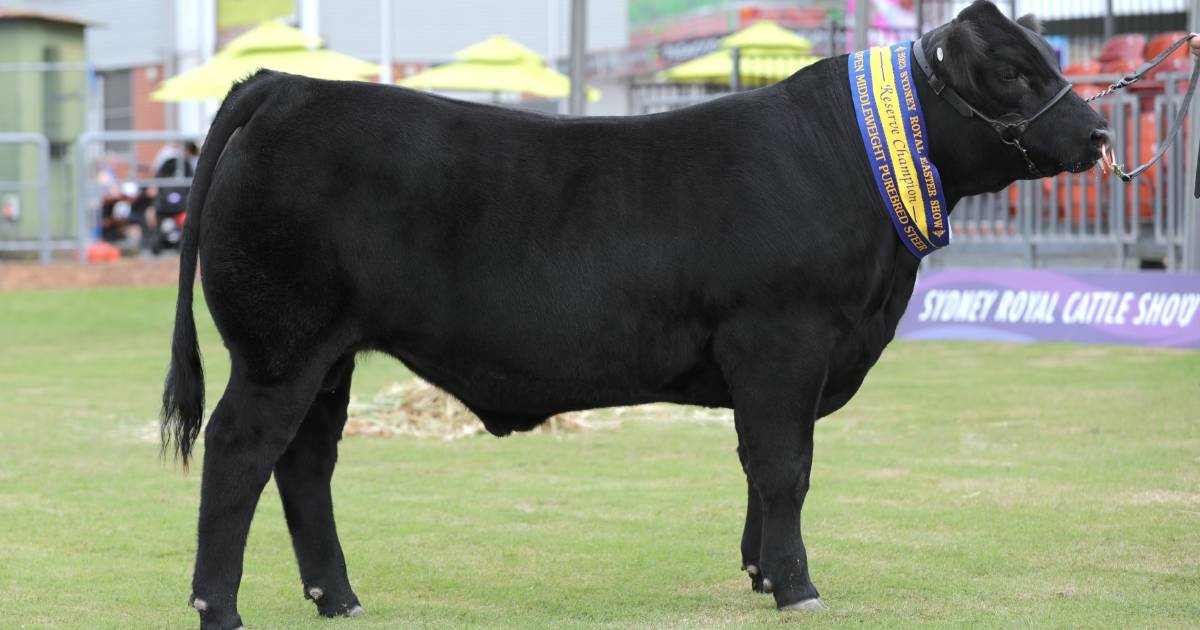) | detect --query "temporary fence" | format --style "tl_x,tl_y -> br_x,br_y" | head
0,132 -> 54,263
0,57 -> 90,263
